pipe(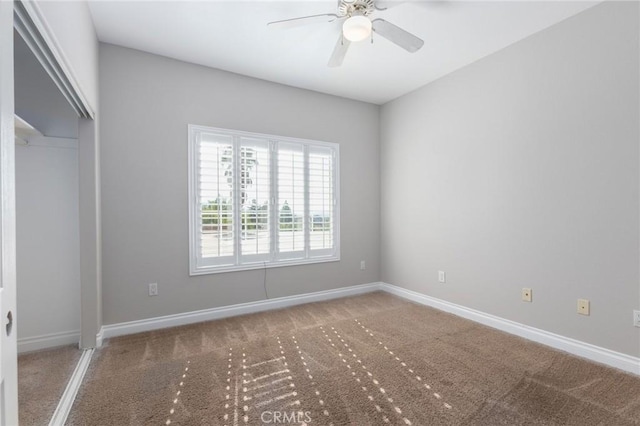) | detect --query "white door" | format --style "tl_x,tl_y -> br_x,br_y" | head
0,0 -> 18,424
